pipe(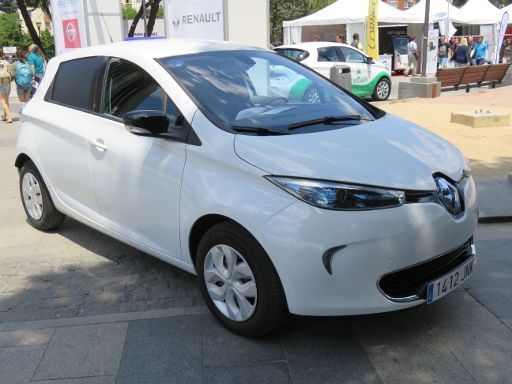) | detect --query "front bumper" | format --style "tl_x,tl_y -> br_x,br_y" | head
255,176 -> 478,316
